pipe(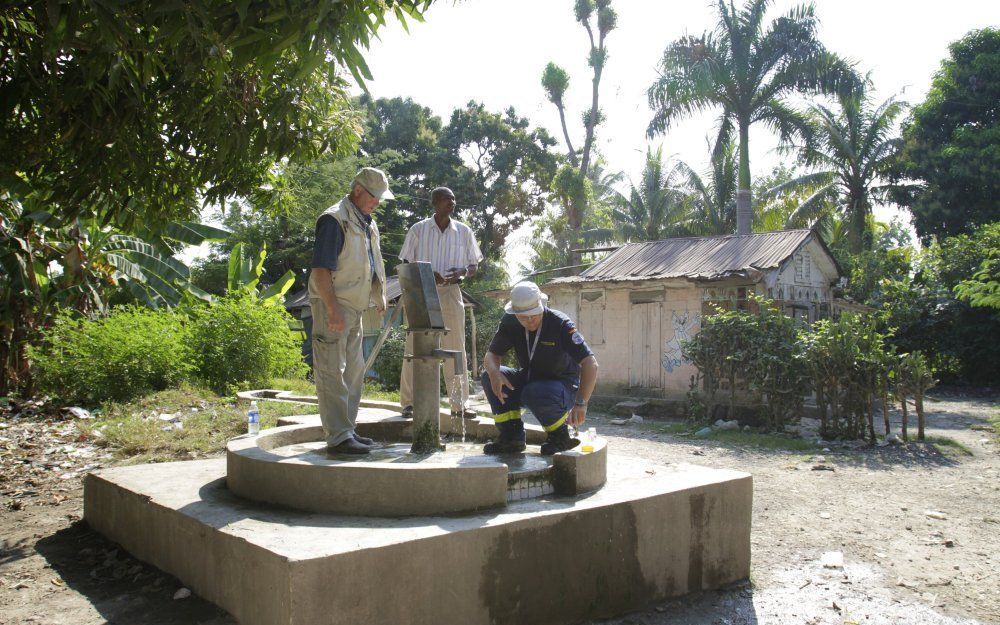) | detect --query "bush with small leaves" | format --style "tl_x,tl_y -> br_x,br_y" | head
31,307 -> 192,405
187,295 -> 307,392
